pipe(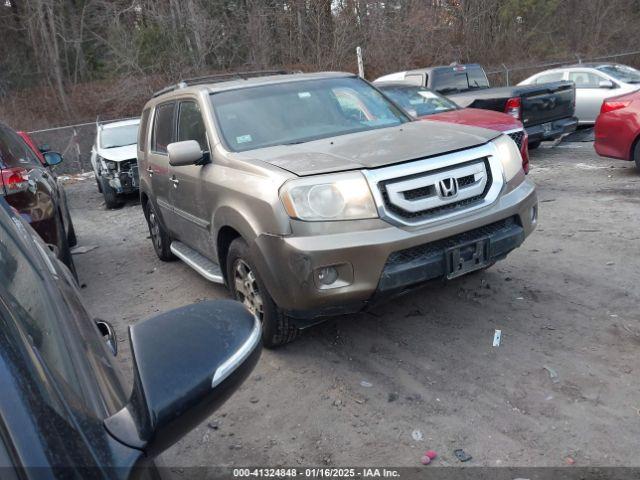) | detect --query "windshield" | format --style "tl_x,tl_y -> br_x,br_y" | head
210,77 -> 409,152
379,85 -> 458,117
596,64 -> 640,84
100,124 -> 139,149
